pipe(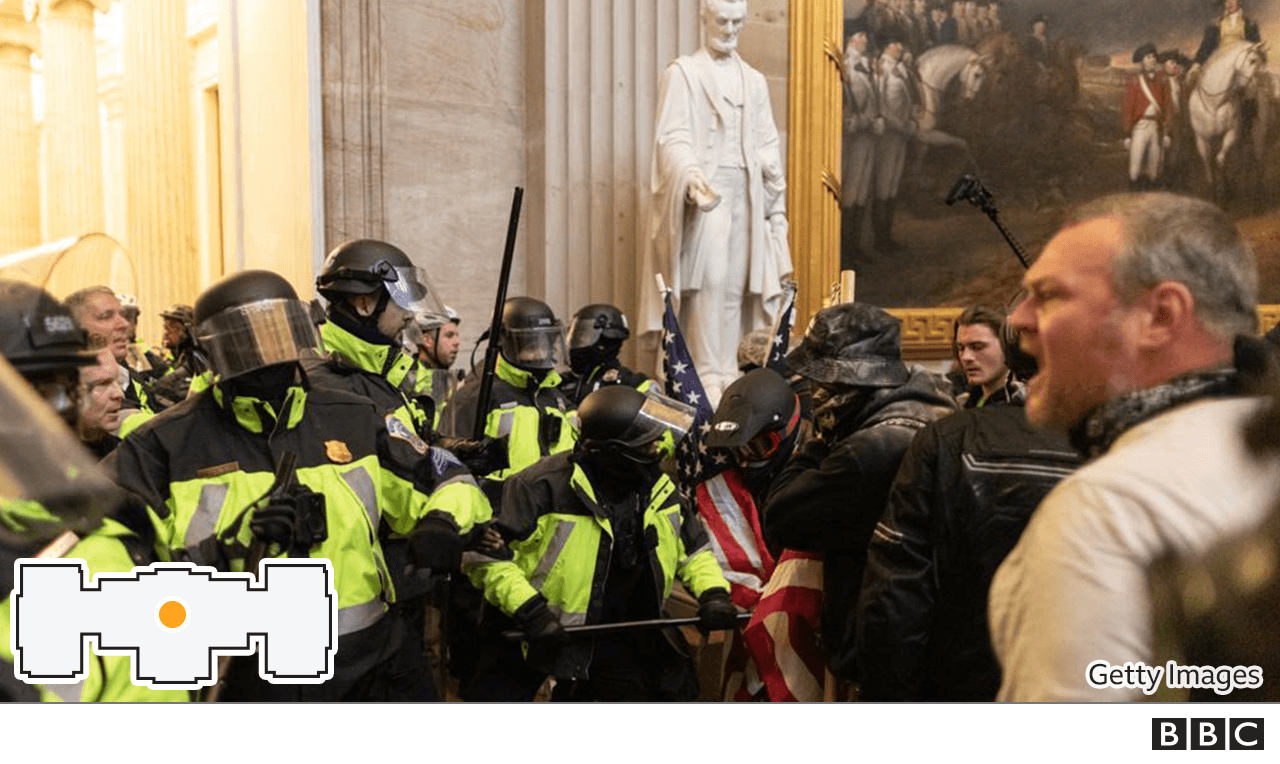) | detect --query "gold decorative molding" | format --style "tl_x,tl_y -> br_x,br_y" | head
1259,305 -> 1280,335
887,307 -> 962,361
787,0 -> 841,331
888,306 -> 1280,363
